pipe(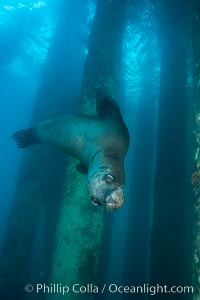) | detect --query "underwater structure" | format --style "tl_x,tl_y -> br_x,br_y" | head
193,1 -> 200,299
149,2 -> 193,296
48,1 -> 127,299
